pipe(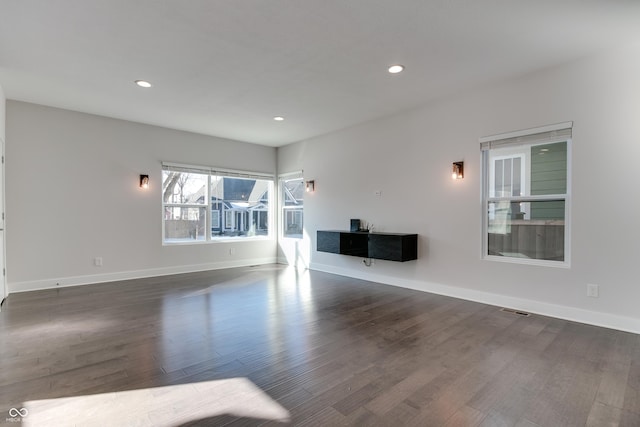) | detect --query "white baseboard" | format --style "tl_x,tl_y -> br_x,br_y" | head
309,262 -> 640,335
276,257 -> 288,265
9,257 -> 278,294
